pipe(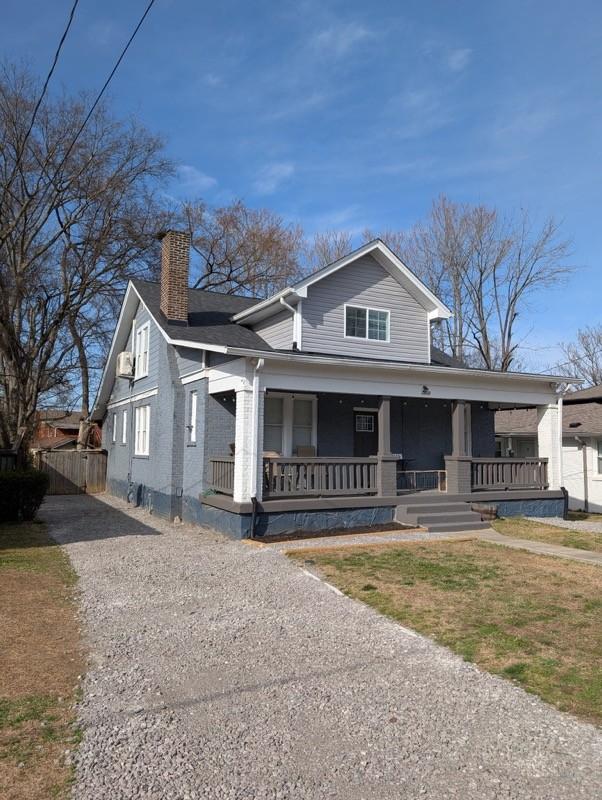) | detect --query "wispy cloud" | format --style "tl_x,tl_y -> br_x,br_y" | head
202,73 -> 223,88
176,165 -> 218,195
253,162 -> 295,194
447,47 -> 472,72
388,87 -> 456,139
311,22 -> 375,58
